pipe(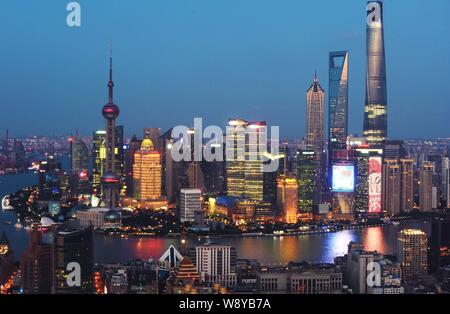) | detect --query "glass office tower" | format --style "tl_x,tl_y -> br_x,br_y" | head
363,1 -> 388,146
329,51 -> 349,151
